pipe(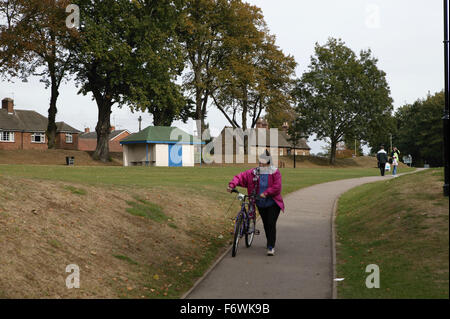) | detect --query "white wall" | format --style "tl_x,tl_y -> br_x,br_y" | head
155,144 -> 169,167
182,144 -> 195,167
123,144 -> 129,166
123,143 -> 196,167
